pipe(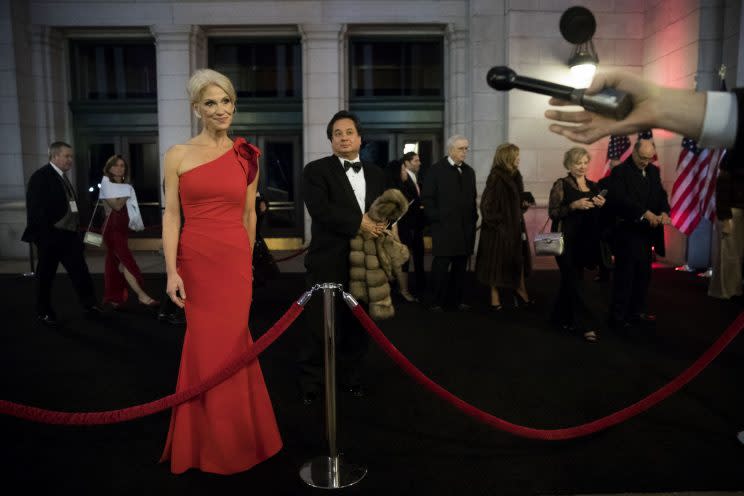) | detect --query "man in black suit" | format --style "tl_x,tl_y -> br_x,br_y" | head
607,138 -> 670,328
299,110 -> 387,404
387,152 -> 426,299
422,135 -> 478,311
22,141 -> 101,326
